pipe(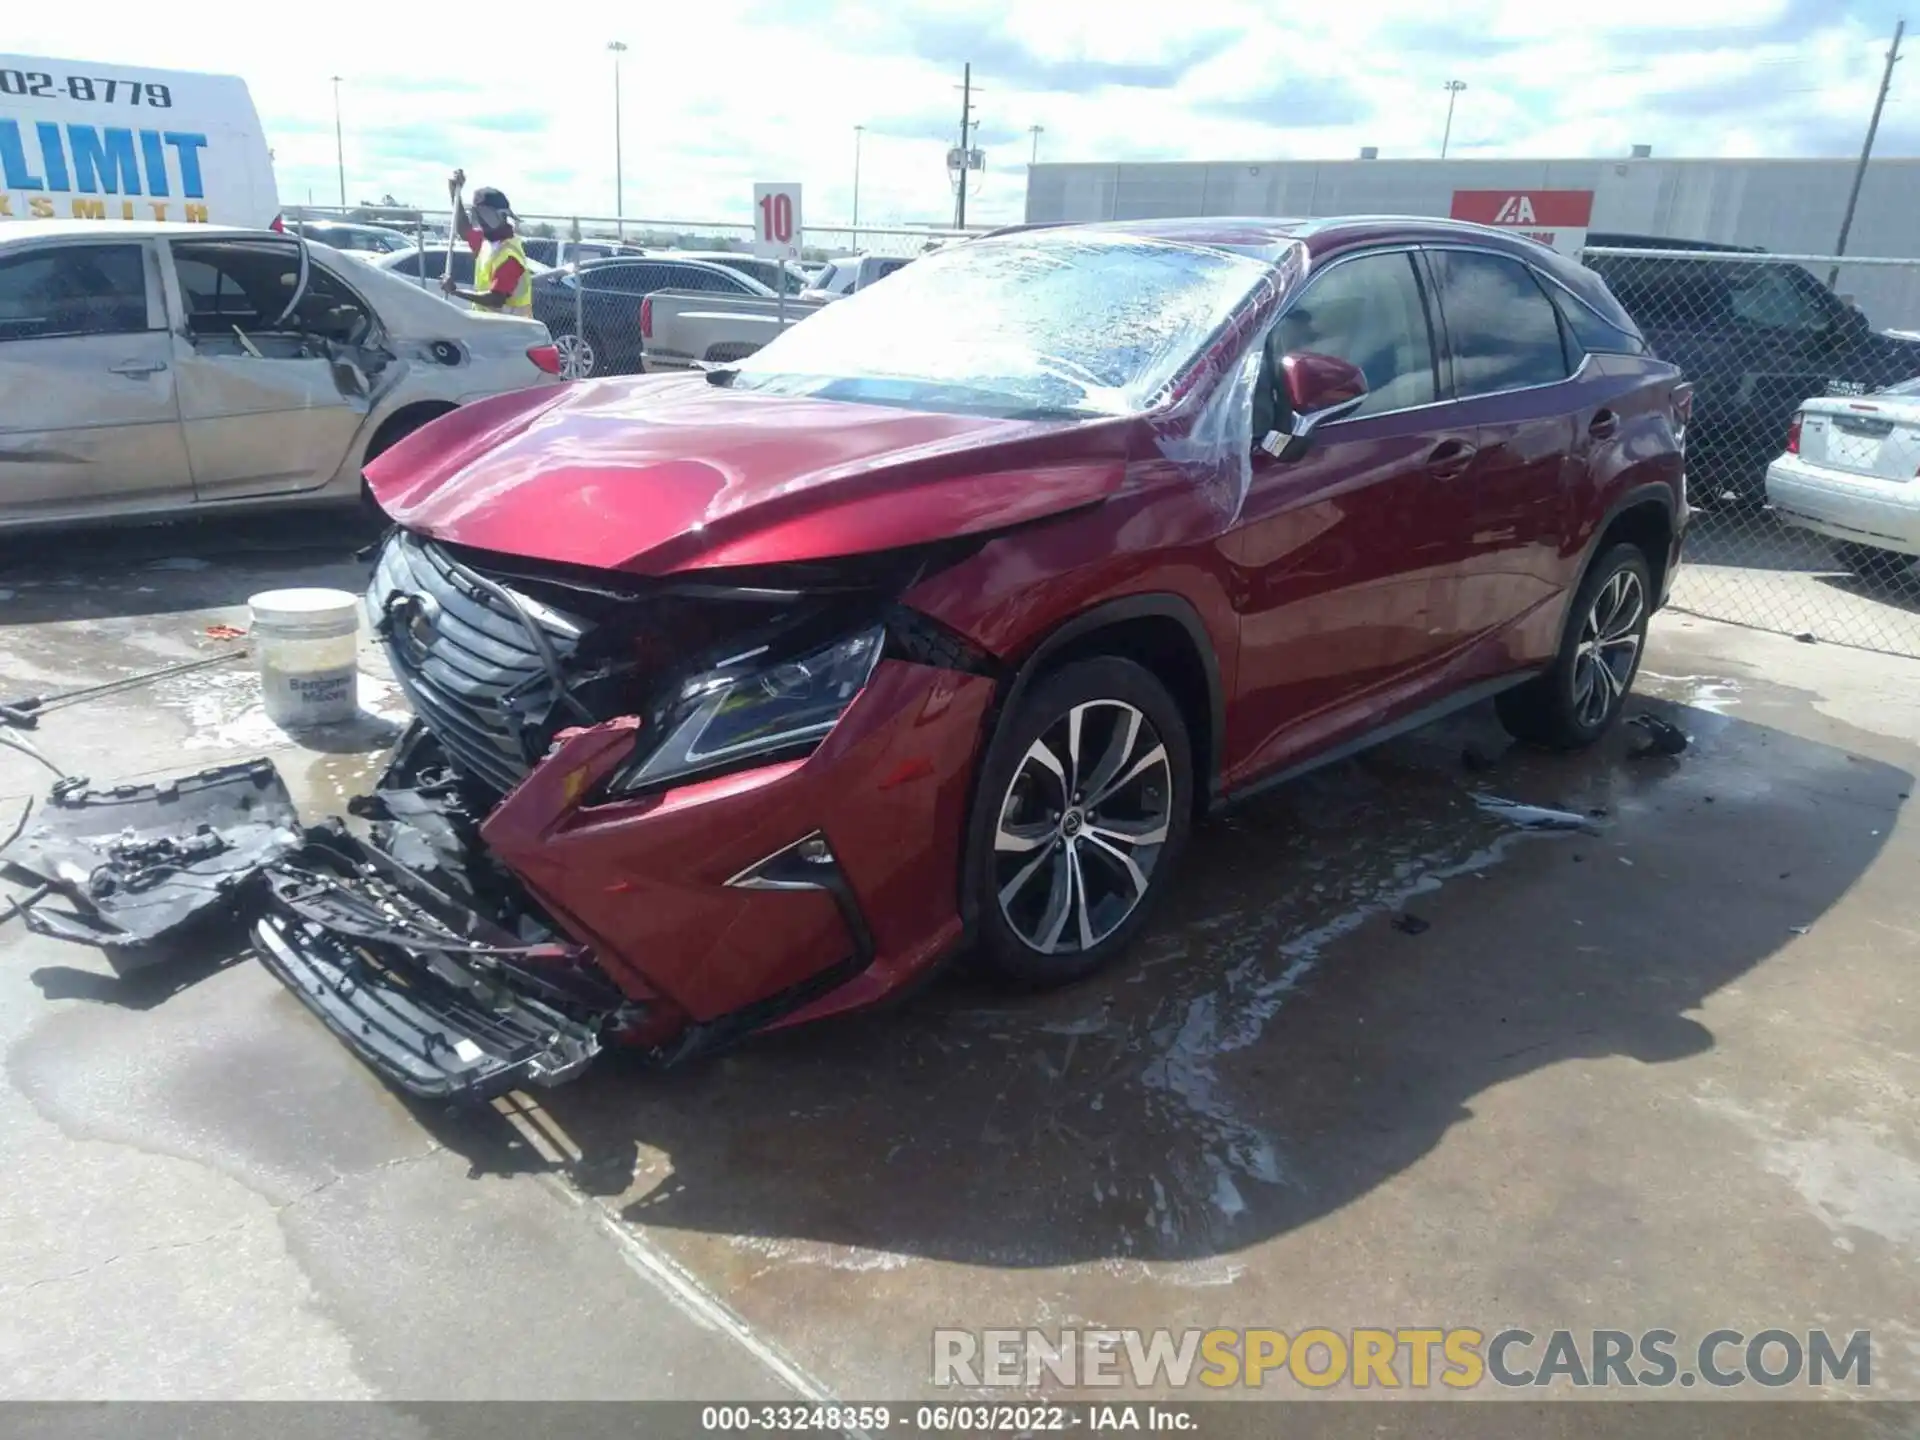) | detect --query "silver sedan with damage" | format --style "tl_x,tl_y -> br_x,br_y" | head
0,221 -> 563,531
